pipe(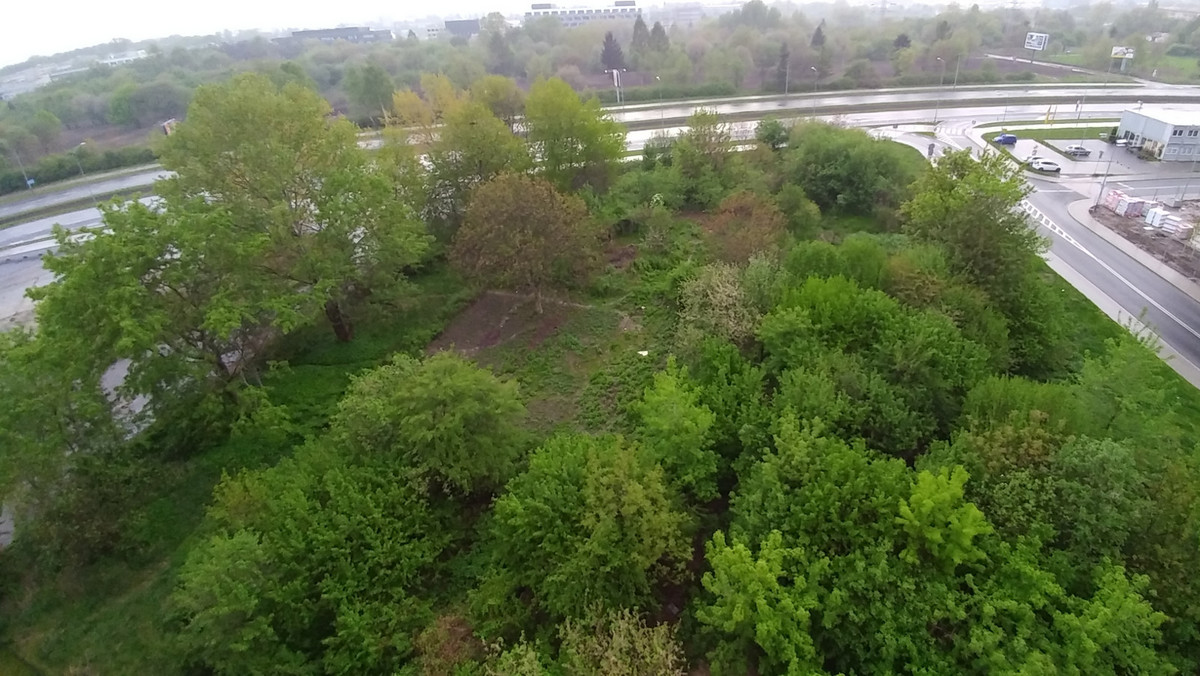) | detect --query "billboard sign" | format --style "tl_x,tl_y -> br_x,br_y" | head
1024,32 -> 1049,51
1111,46 -> 1136,59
